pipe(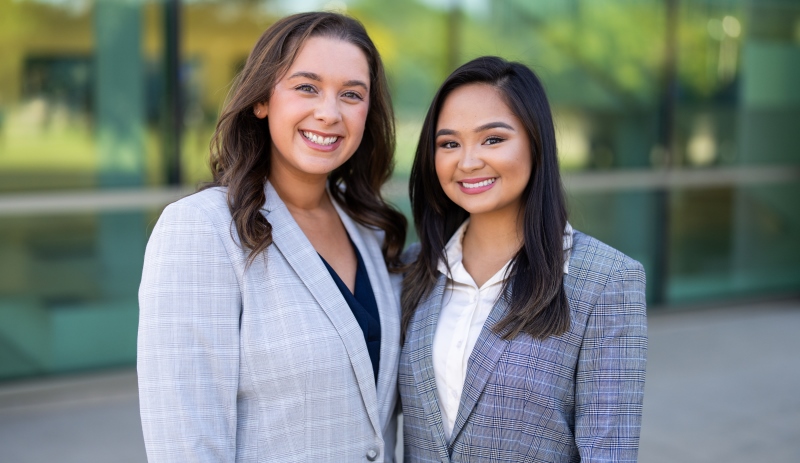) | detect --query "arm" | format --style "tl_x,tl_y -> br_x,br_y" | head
575,260 -> 647,462
137,203 -> 242,463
